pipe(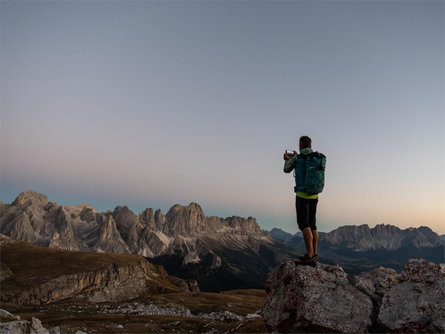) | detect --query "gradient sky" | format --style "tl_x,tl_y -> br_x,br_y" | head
1,1 -> 444,234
